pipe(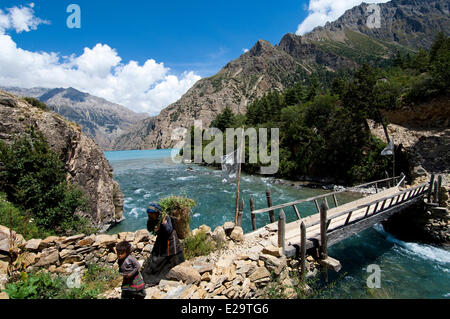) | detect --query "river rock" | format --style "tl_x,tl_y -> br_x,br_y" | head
248,267 -> 270,282
125,232 -> 135,242
260,254 -> 286,275
193,225 -> 212,237
35,248 -> 59,267
0,237 -> 9,255
216,255 -> 235,270
223,222 -> 235,236
191,261 -> 214,274
166,265 -> 201,284
230,227 -> 244,242
0,260 -> 8,275
262,245 -> 282,257
143,244 -> 153,253
94,234 -> 116,247
0,274 -> 7,290
39,236 -> 59,250
76,236 -> 95,247
21,252 -> 37,268
163,284 -> 191,299
62,234 -> 85,245
60,249 -> 75,260
201,272 -> 211,282
134,229 -> 150,243
25,239 -> 42,251
212,226 -> 227,244
107,253 -> 117,263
